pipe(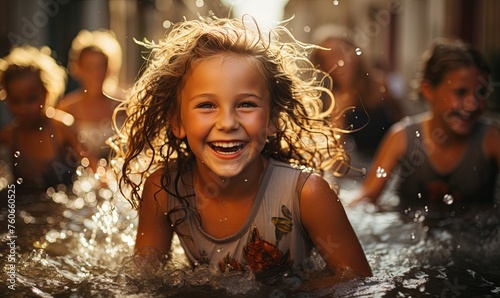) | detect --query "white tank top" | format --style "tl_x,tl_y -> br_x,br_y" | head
166,158 -> 314,275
